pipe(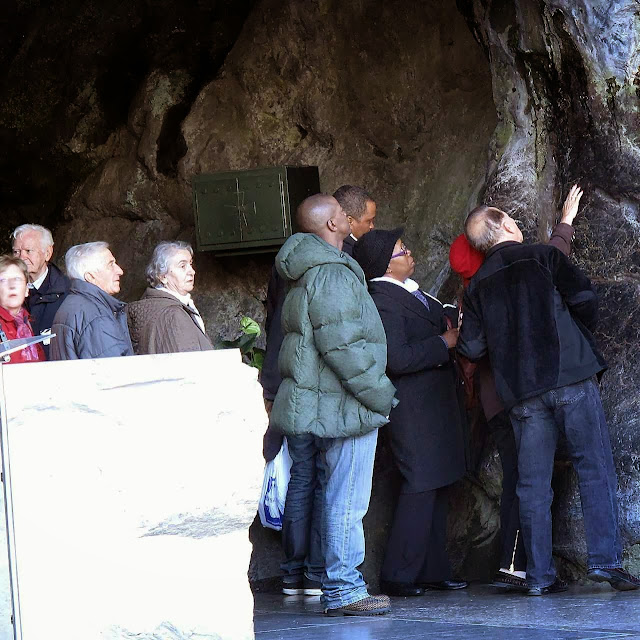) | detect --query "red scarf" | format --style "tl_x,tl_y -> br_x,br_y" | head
0,306 -> 45,364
